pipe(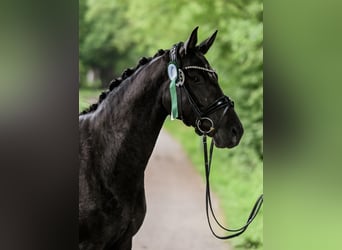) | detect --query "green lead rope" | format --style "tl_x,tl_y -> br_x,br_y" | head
169,78 -> 178,120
